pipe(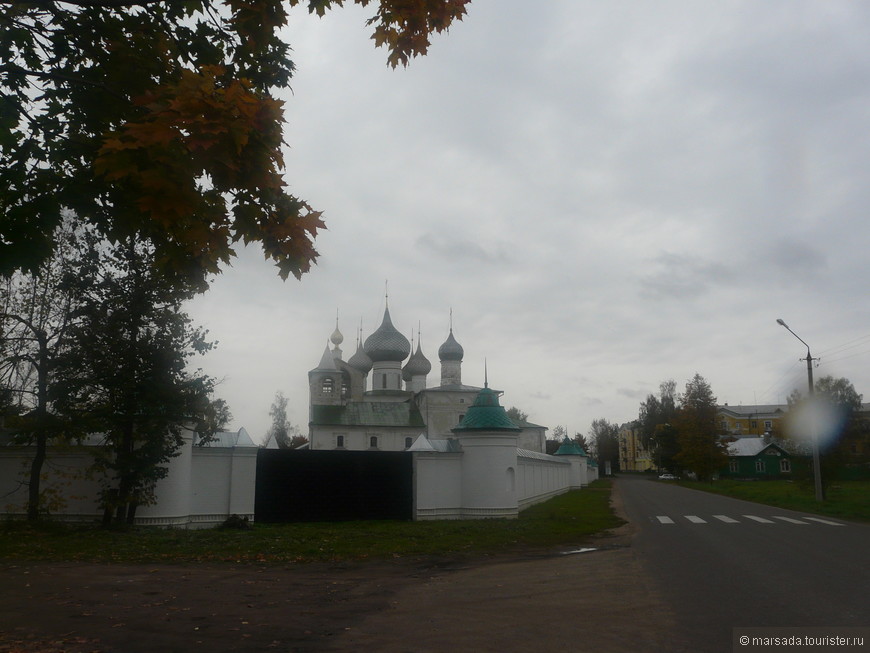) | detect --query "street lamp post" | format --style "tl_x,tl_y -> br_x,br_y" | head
776,319 -> 824,501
